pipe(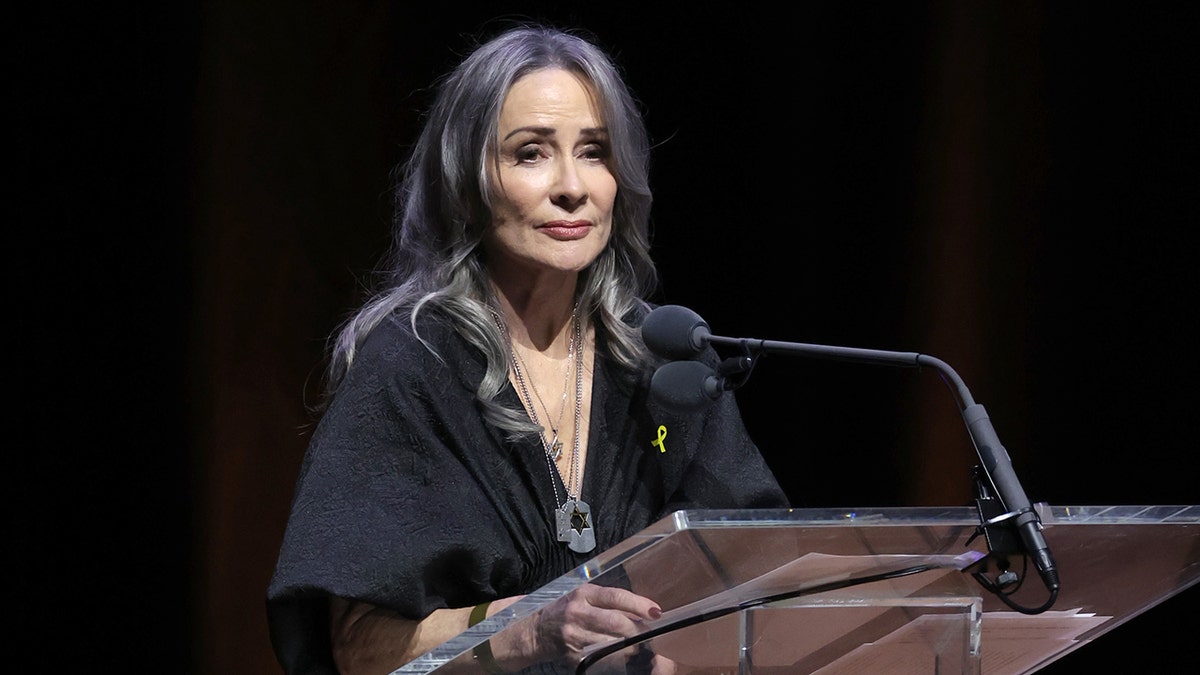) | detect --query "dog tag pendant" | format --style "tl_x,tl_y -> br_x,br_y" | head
555,502 -> 572,542
557,498 -> 595,553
